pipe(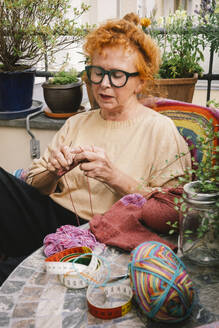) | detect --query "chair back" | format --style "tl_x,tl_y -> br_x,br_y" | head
141,98 -> 219,170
